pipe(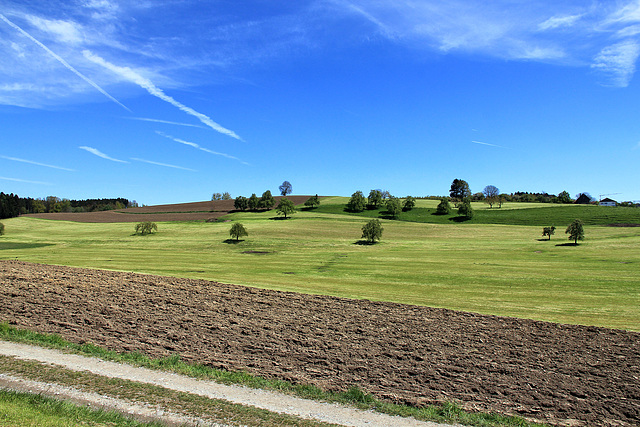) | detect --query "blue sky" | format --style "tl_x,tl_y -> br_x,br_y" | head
1,0 -> 640,205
